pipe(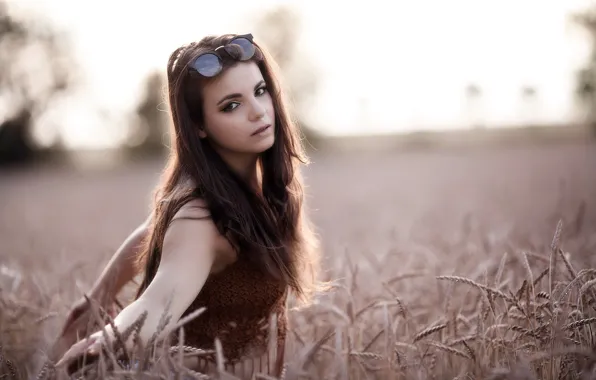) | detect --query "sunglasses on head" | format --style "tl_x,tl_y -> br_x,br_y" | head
188,33 -> 258,78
